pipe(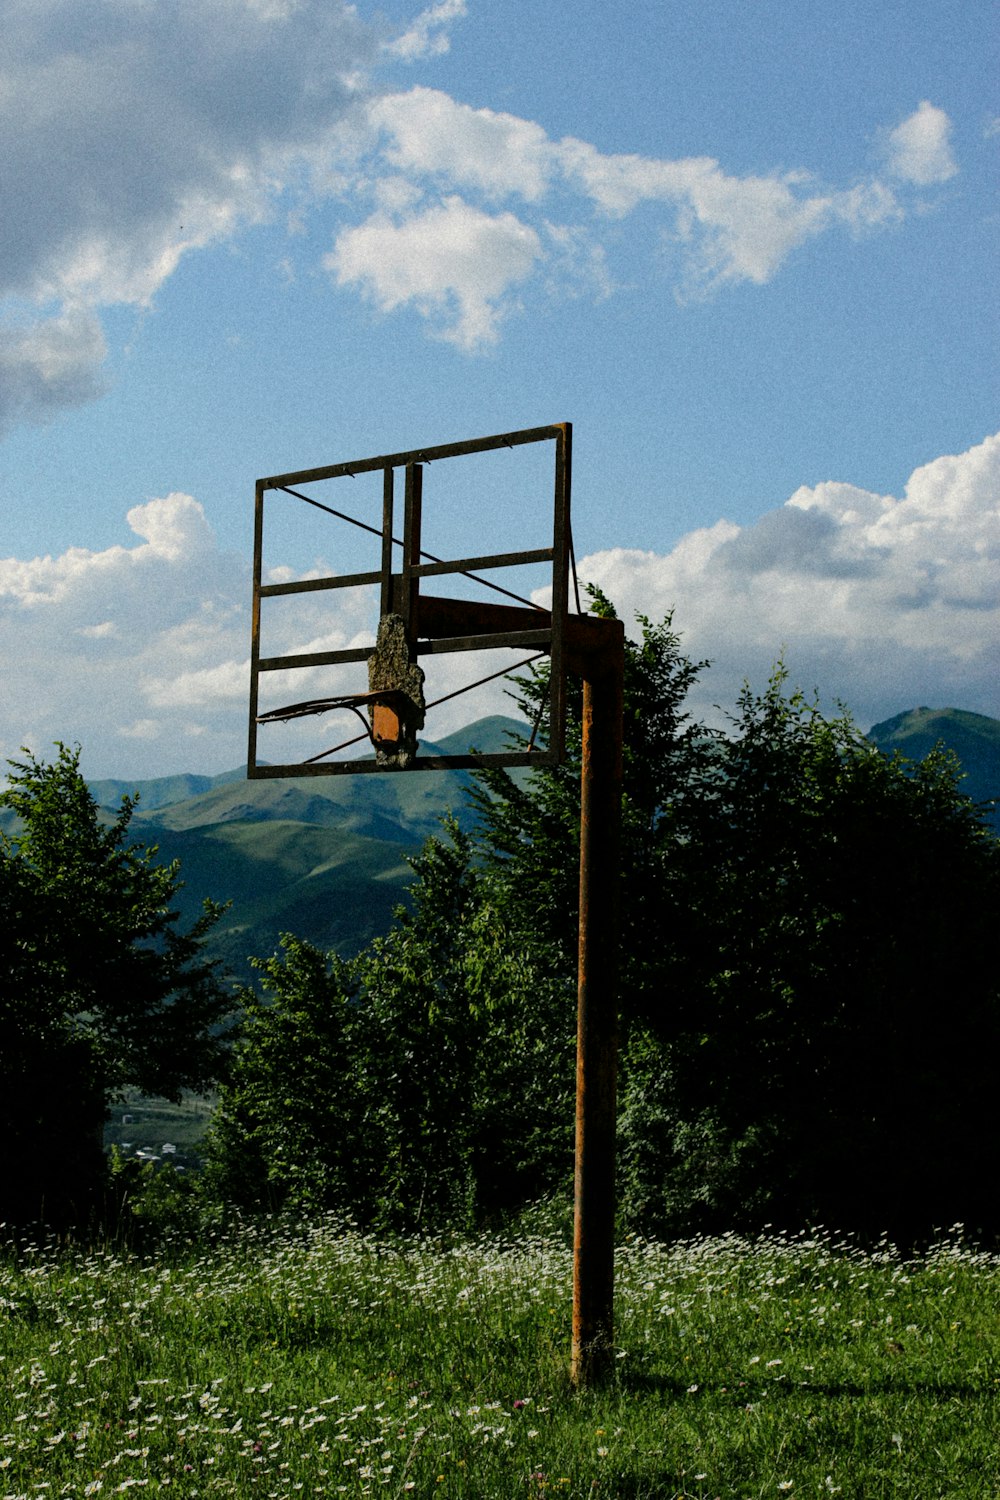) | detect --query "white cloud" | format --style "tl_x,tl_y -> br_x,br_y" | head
126,493 -> 217,563
327,196 -> 542,348
368,92 -> 870,292
120,718 -> 161,742
557,137 -> 904,295
0,494 -> 250,775
0,487 -> 500,775
0,311 -> 108,437
573,432 -> 1000,731
346,88 -> 933,322
0,493 -> 216,609
384,0 -> 467,61
672,169 -> 836,293
3,436 -> 997,778
1,0 -> 374,307
884,100 -> 958,186
145,659 -> 250,711
0,0 -> 376,426
369,88 -> 554,201
0,0 -> 961,408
